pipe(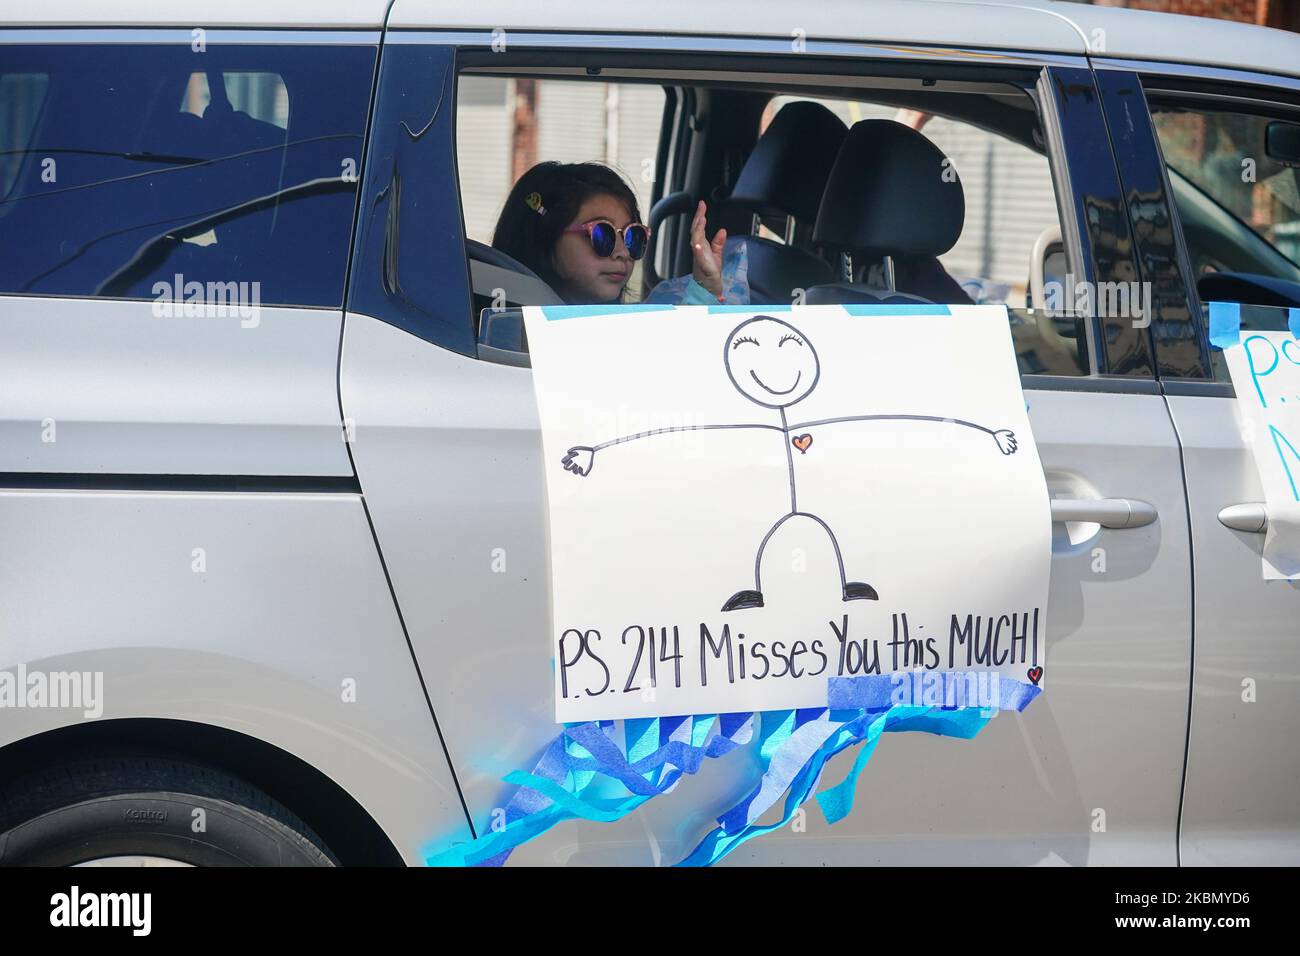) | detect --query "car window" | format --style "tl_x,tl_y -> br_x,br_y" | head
1153,106 -> 1300,280
0,42 -> 375,308
451,66 -> 1087,378
1149,101 -> 1300,382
